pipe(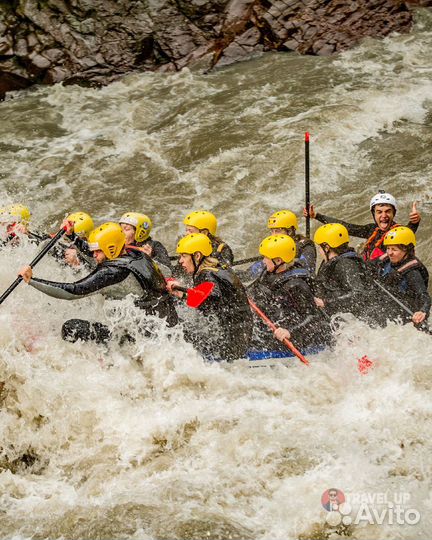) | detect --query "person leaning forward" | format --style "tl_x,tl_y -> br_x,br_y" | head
167,233 -> 252,361
247,234 -> 331,352
303,191 -> 421,261
18,222 -> 178,344
313,223 -> 379,325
